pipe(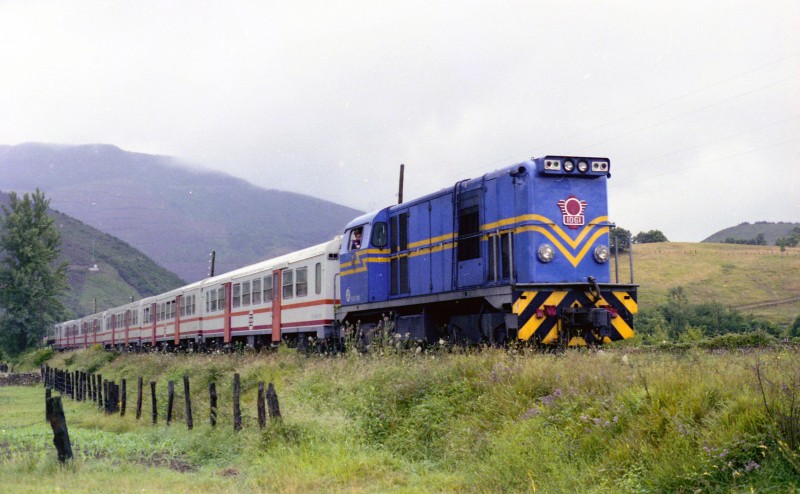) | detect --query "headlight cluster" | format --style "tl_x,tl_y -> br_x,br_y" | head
537,244 -> 611,264
540,156 -> 610,176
